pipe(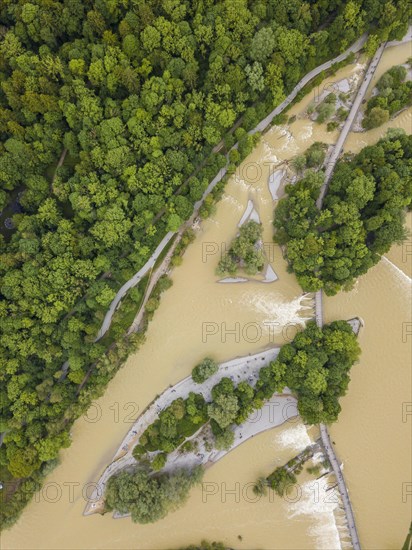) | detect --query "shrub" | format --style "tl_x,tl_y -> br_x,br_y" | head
267,467 -> 297,496
316,102 -> 335,123
305,141 -> 327,168
327,121 -> 339,131
132,445 -> 146,459
214,427 -> 235,450
336,107 -> 348,121
217,221 -> 264,276
292,155 -> 307,173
